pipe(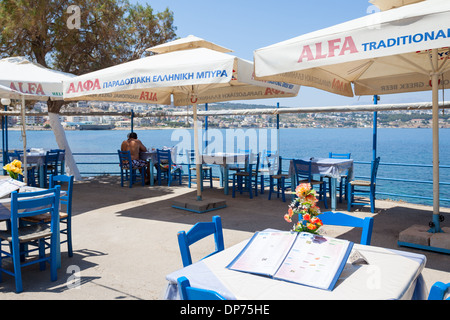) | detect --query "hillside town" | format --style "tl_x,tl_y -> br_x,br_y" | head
4,100 -> 450,130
